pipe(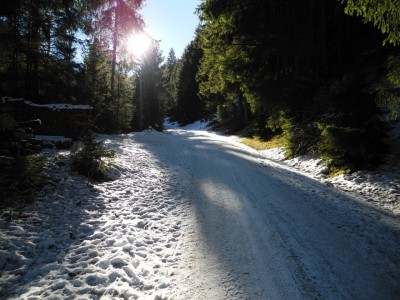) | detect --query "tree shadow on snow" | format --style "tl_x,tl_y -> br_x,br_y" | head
0,151 -> 105,298
137,129 -> 400,299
